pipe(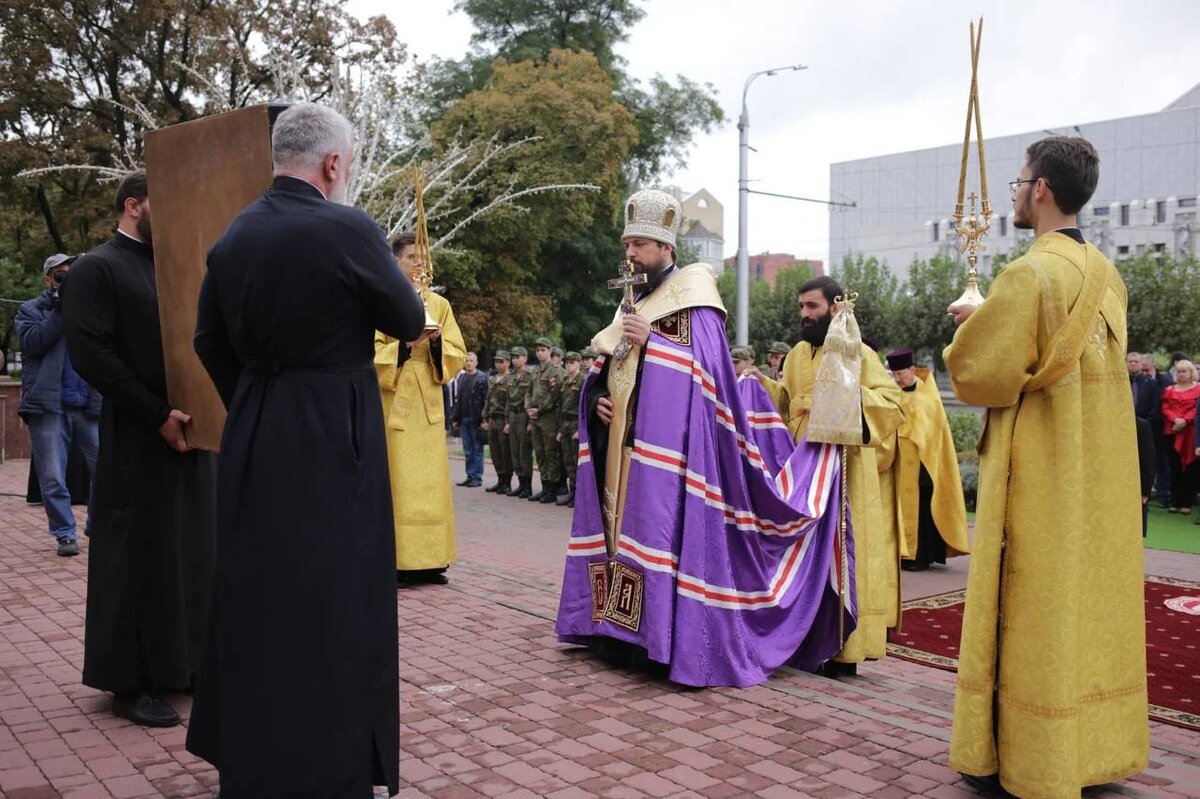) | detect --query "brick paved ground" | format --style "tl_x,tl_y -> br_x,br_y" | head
1,454 -> 1198,798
